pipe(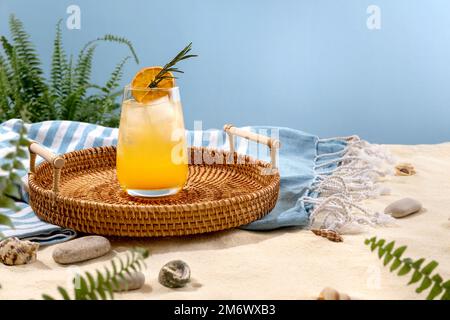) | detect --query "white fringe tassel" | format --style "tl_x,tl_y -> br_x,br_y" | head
304,136 -> 396,234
